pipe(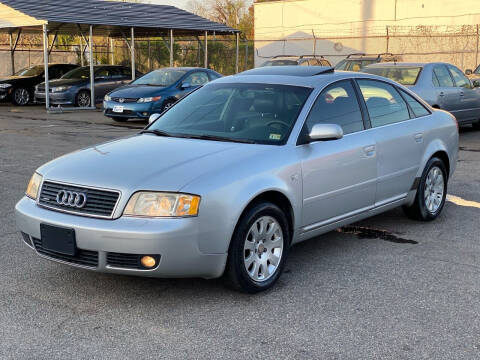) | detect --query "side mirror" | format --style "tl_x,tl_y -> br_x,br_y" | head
308,123 -> 343,142
148,113 -> 161,124
180,82 -> 191,89
465,69 -> 473,76
473,80 -> 480,88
